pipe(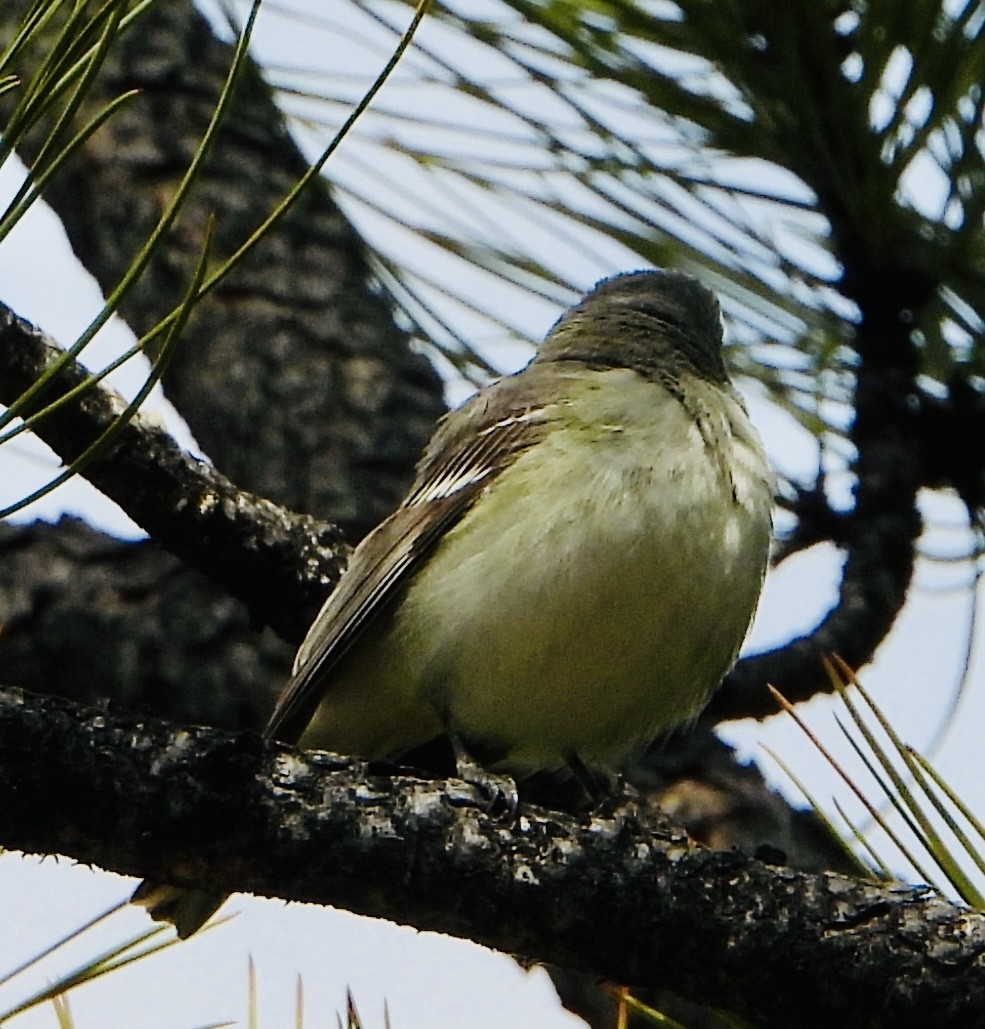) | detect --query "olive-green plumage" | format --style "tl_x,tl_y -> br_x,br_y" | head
134,269 -> 772,937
